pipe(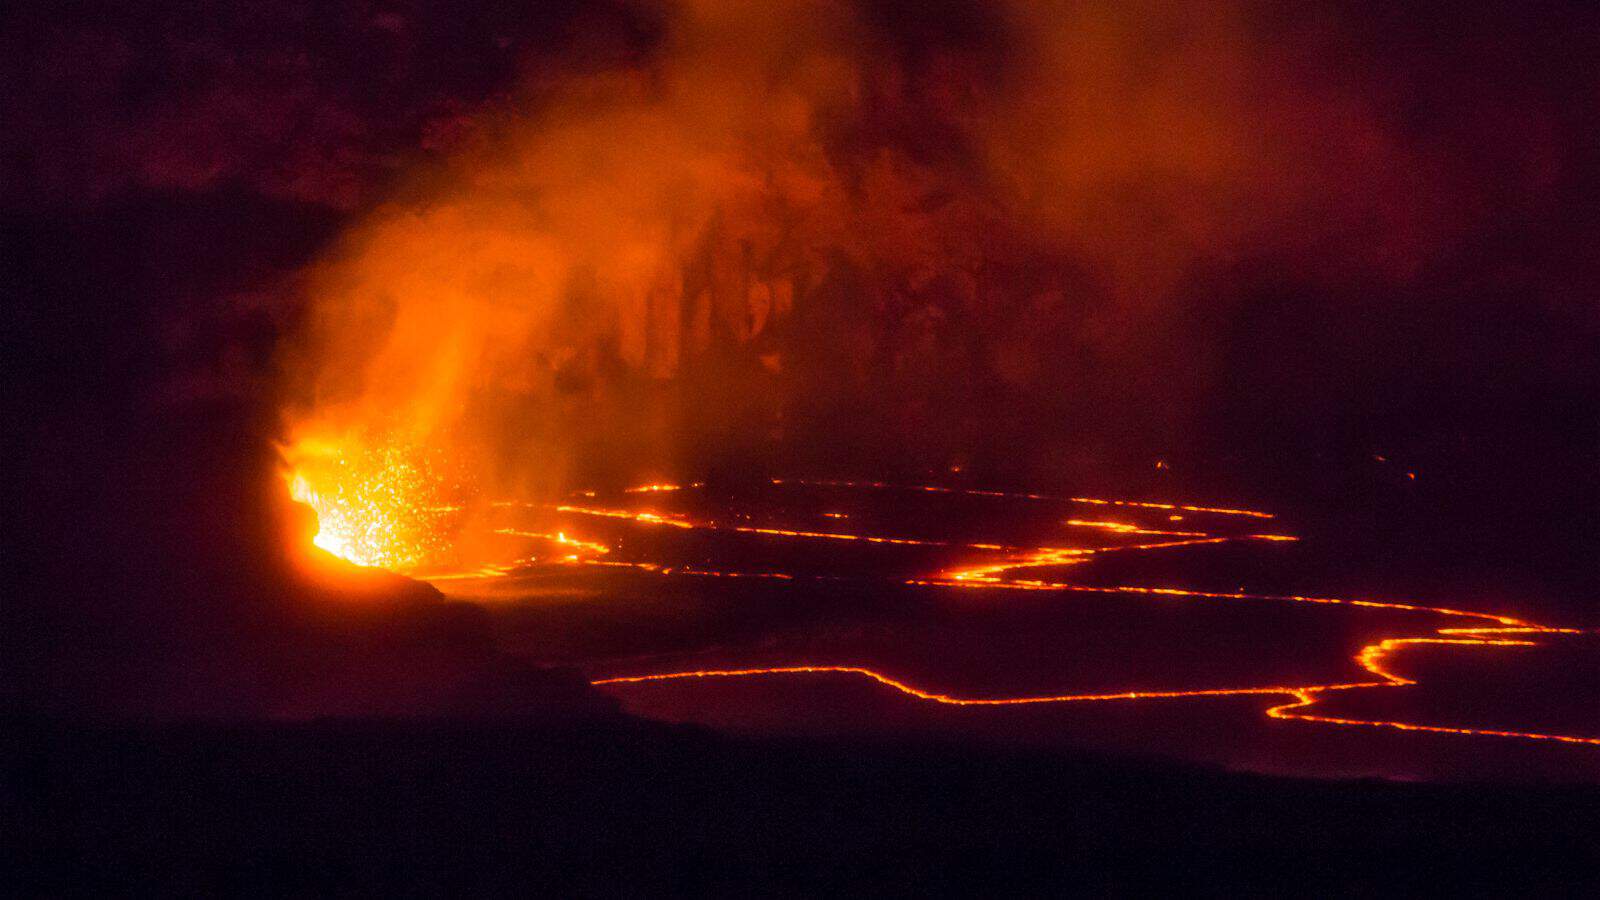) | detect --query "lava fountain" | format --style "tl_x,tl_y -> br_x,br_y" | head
282,435 -> 469,571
